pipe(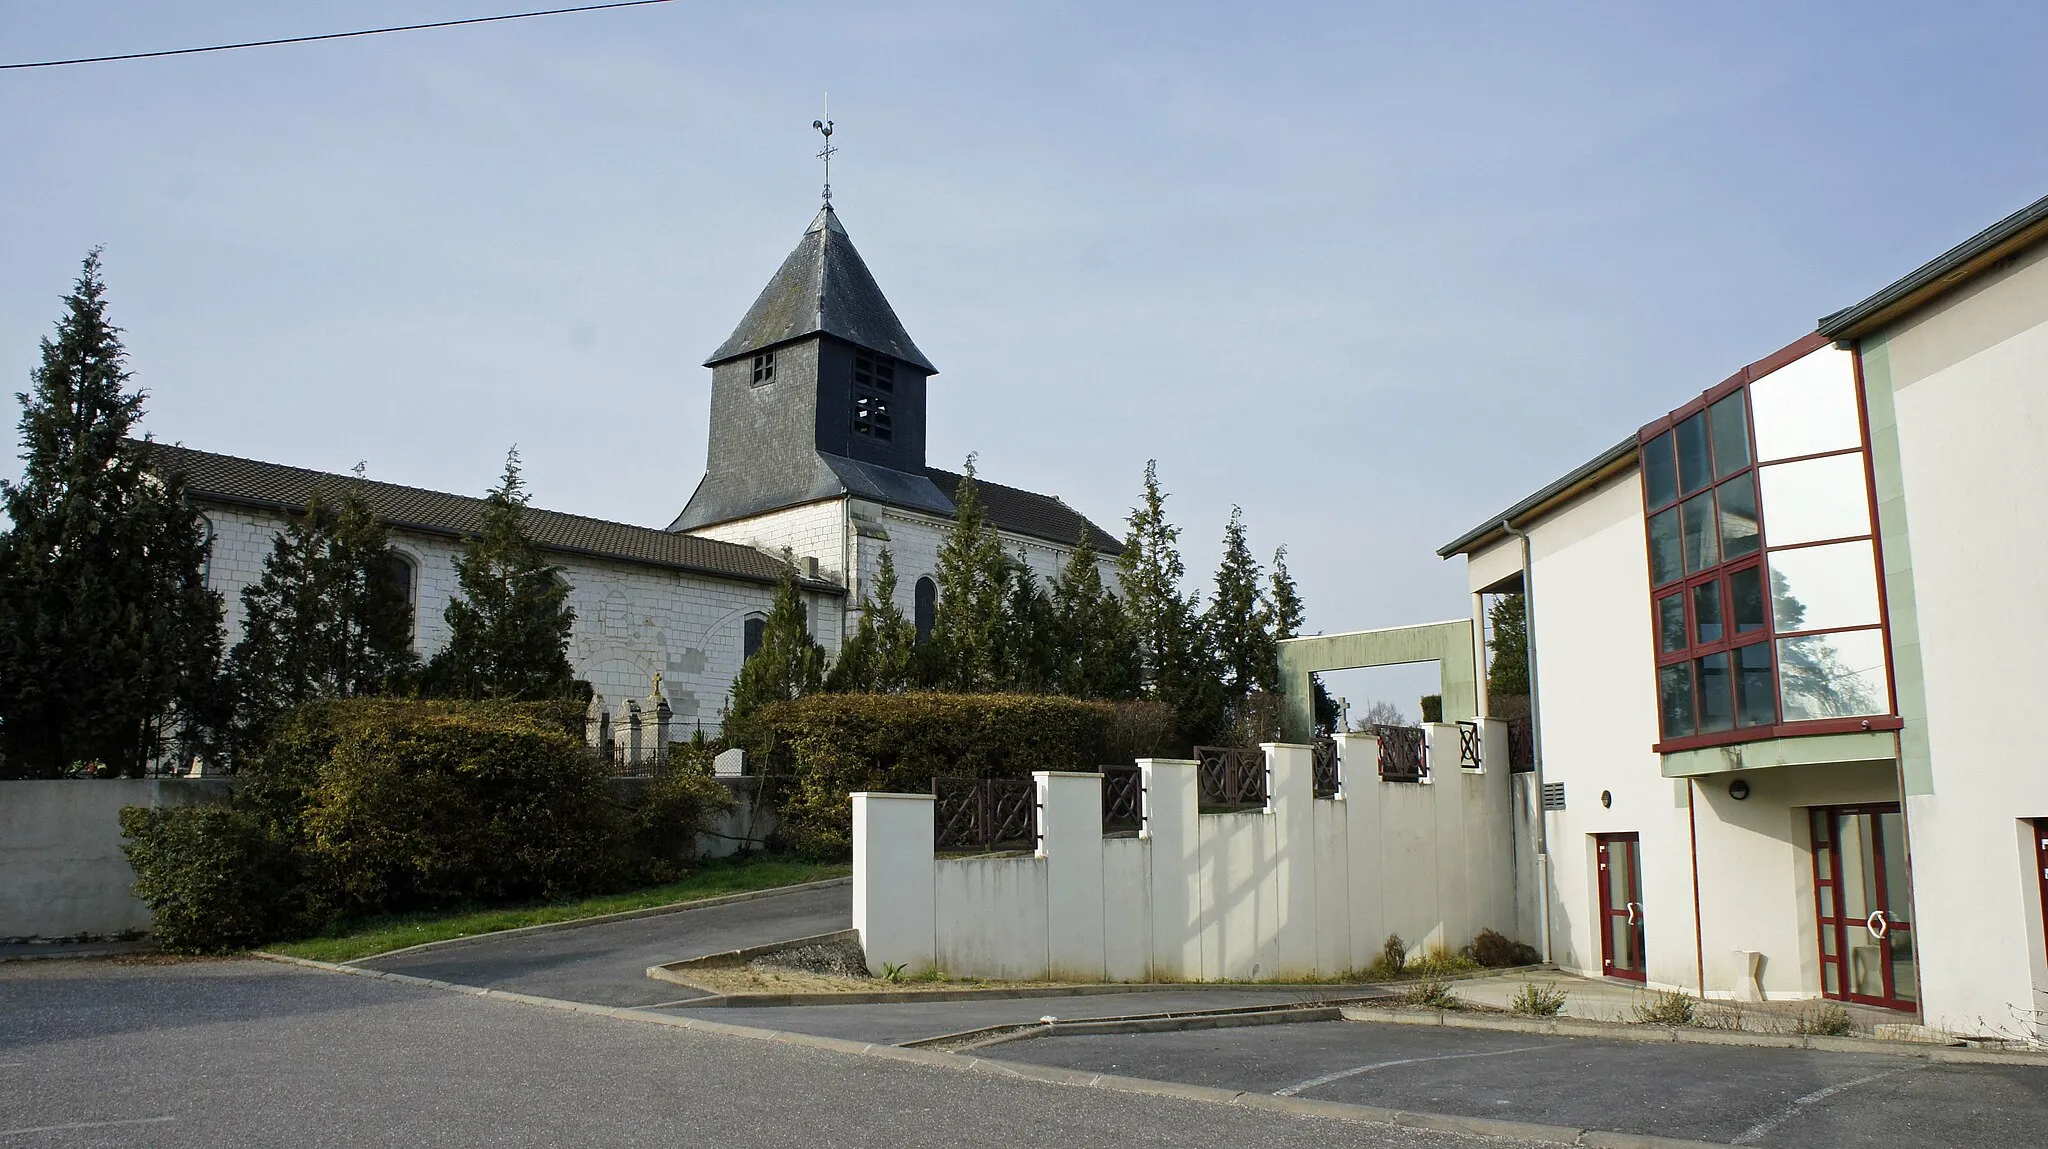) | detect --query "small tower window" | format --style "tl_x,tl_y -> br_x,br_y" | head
751,352 -> 776,386
852,354 -> 895,441
914,577 -> 936,643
